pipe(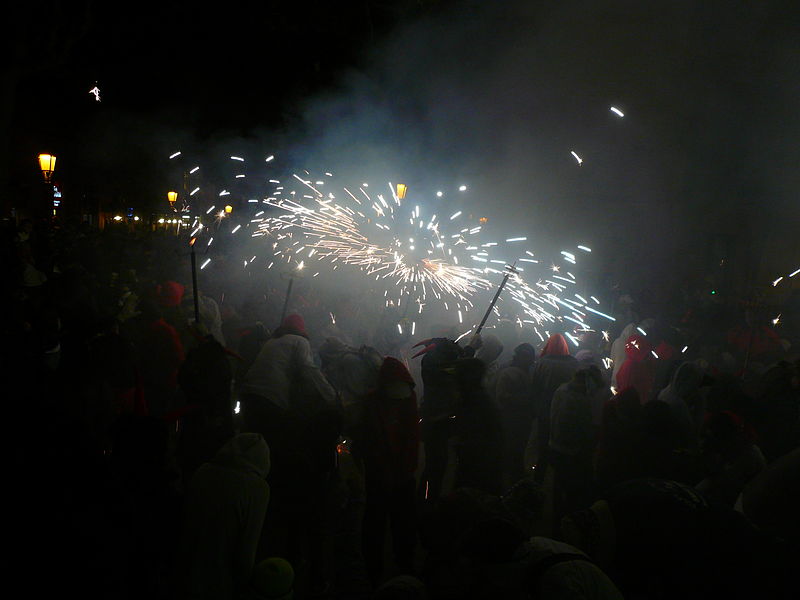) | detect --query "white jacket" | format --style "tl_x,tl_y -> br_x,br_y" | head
240,333 -> 336,410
